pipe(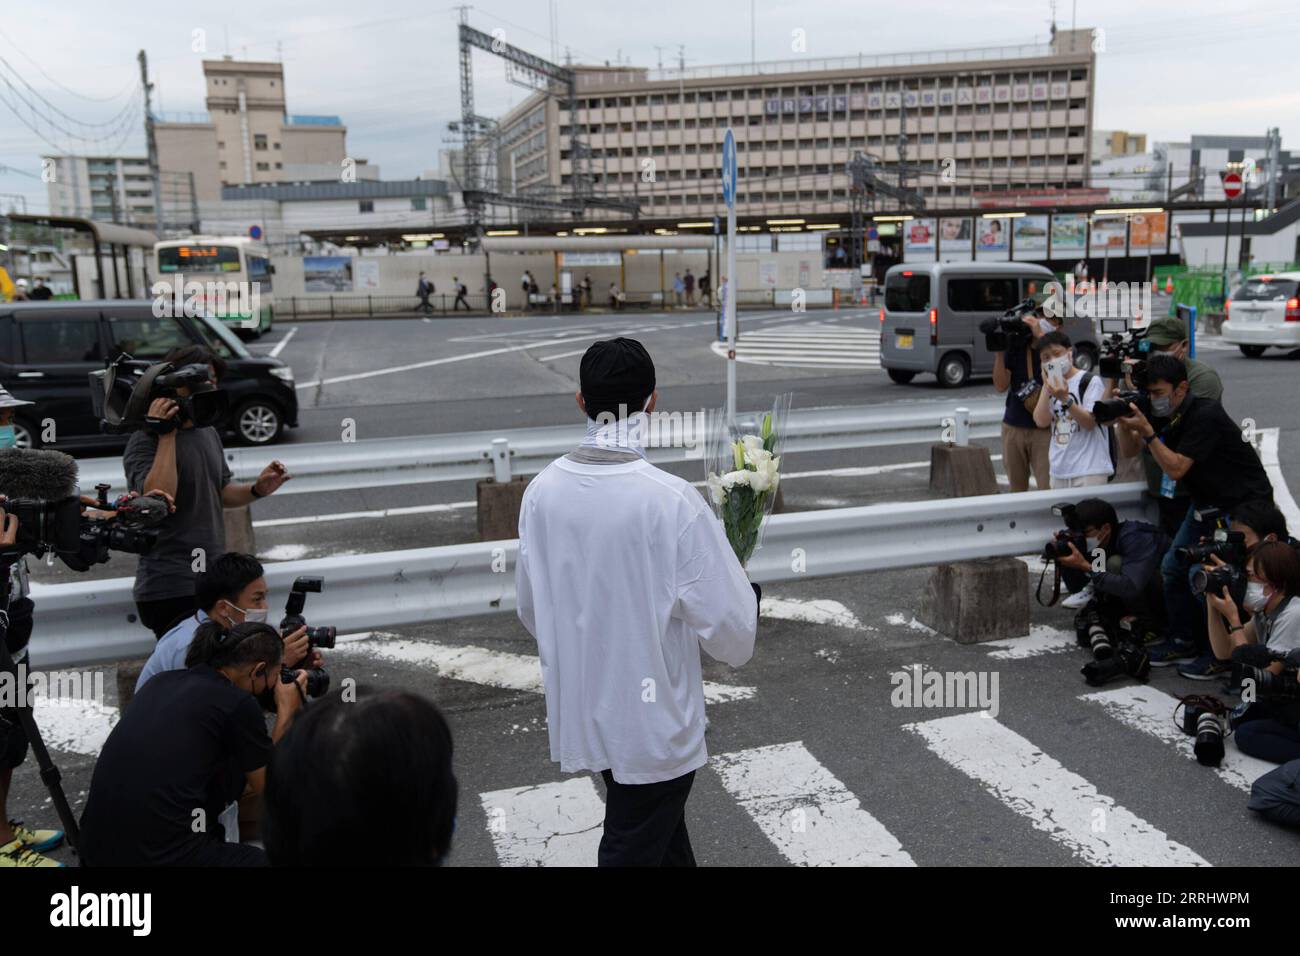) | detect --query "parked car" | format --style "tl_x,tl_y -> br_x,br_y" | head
0,300 -> 298,449
879,262 -> 1100,387
1222,272 -> 1300,357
